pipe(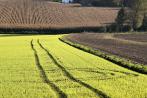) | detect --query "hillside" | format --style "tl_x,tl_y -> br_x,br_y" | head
0,0 -> 119,31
